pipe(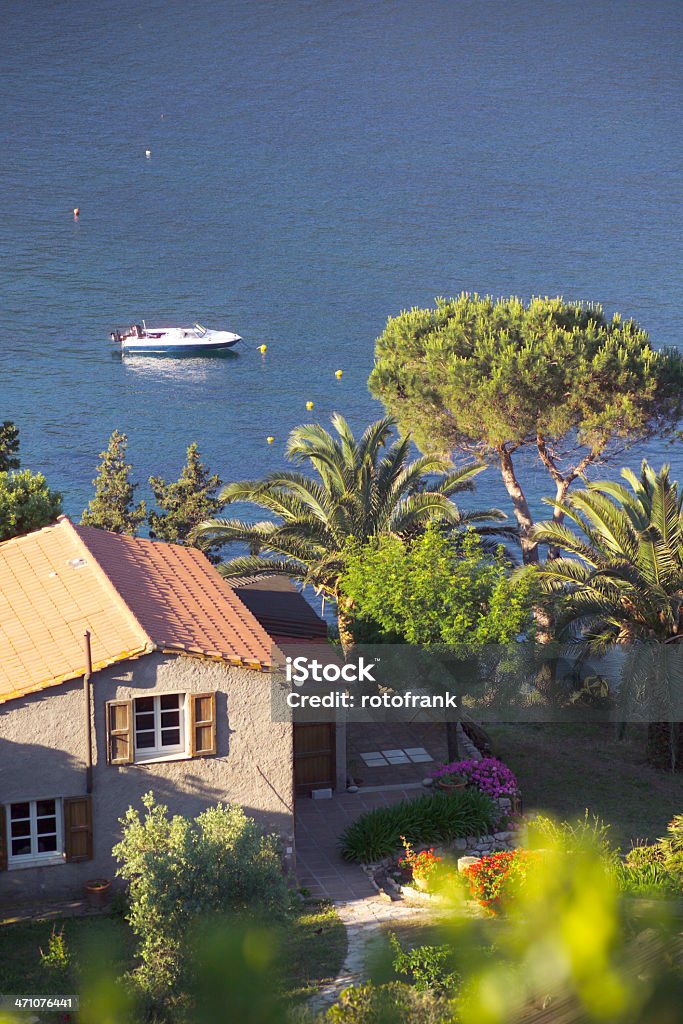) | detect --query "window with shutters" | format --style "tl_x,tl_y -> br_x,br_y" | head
106,692 -> 217,765
134,694 -> 185,760
6,799 -> 63,868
